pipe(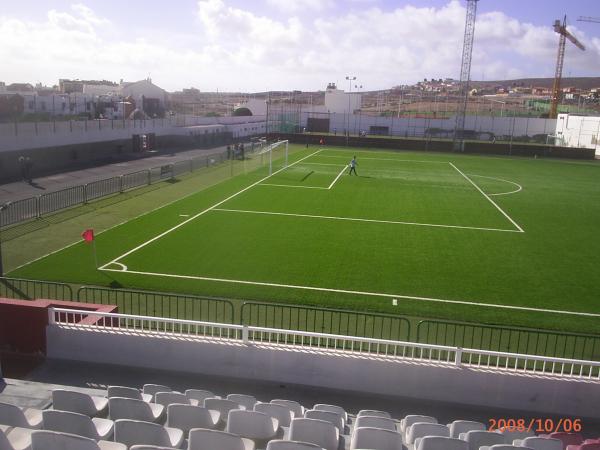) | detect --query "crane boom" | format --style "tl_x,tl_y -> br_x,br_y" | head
578,16 -> 600,23
550,16 -> 585,119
